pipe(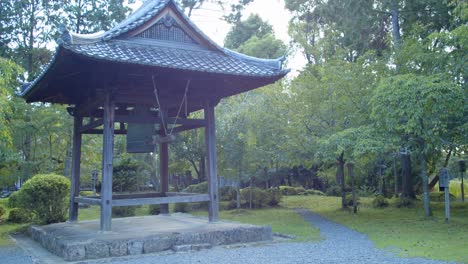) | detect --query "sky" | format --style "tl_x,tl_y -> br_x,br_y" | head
130,0 -> 307,73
